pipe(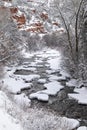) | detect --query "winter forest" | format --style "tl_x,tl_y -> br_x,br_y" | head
0,0 -> 87,130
